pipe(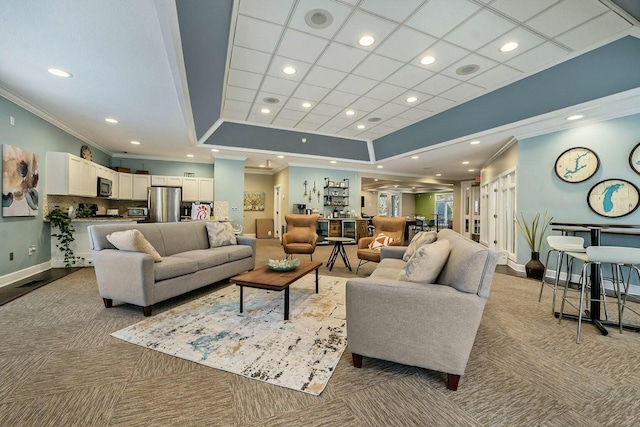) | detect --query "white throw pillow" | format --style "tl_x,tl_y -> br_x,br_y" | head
368,233 -> 394,250
402,231 -> 437,261
398,239 -> 450,284
206,221 -> 237,247
106,229 -> 162,262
